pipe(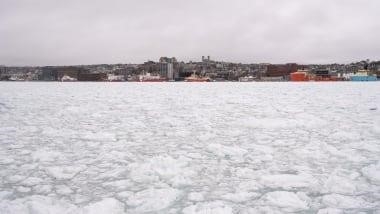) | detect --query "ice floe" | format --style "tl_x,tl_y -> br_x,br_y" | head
259,191 -> 309,212
126,187 -> 181,212
0,82 -> 379,213
362,162 -> 380,185
182,201 -> 233,214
